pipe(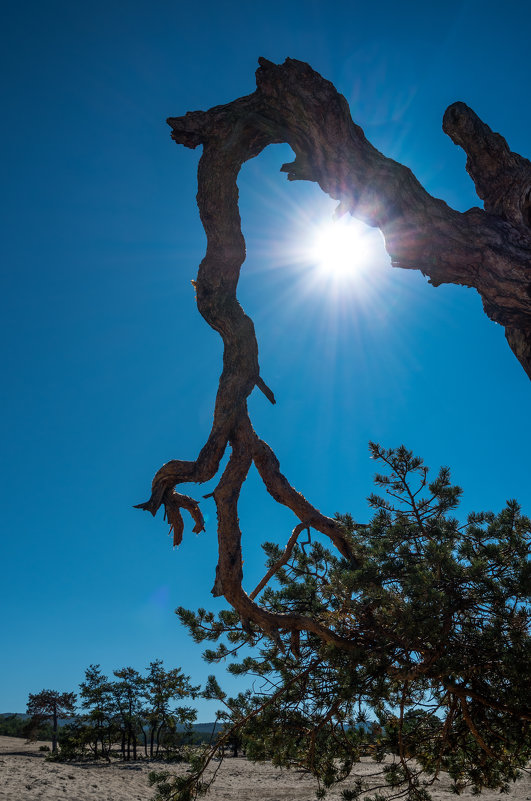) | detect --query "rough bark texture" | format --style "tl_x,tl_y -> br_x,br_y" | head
137,58 -> 531,646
